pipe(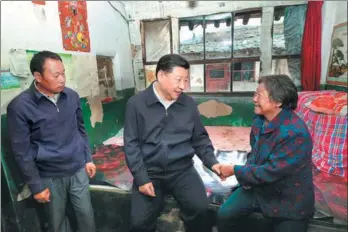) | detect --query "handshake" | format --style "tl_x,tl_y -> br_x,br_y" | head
211,163 -> 235,180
